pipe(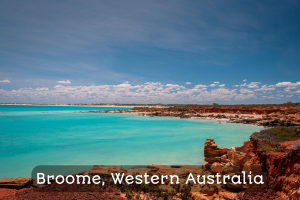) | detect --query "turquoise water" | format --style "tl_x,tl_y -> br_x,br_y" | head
0,105 -> 263,179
